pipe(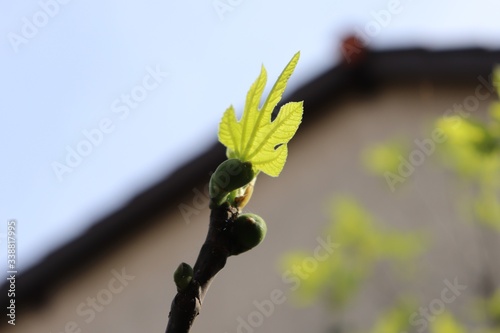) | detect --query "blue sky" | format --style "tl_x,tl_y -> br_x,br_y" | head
1,0 -> 500,273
